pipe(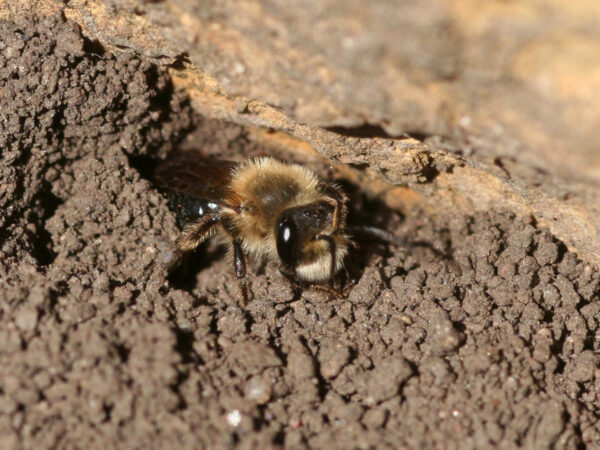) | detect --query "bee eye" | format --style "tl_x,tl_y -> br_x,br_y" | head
276,218 -> 298,268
